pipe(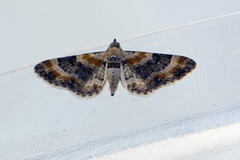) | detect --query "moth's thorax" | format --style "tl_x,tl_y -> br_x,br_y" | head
106,47 -> 122,68
106,47 -> 123,57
